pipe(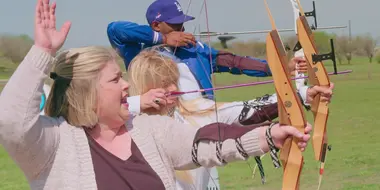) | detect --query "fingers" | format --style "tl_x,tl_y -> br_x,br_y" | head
43,0 -> 50,23
152,98 -> 166,109
167,32 -> 196,47
283,126 -> 304,139
329,82 -> 335,90
149,97 -> 167,110
282,126 -> 310,152
180,32 -> 196,46
49,1 -> 56,29
178,41 -> 188,47
35,0 -> 43,25
141,88 -> 169,110
283,126 -> 310,140
59,22 -> 72,41
298,142 -> 307,149
185,39 -> 196,46
292,56 -> 306,62
150,100 -> 161,110
313,85 -> 333,98
304,124 -> 312,134
152,88 -> 166,95
296,62 -> 308,73
183,33 -> 196,46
